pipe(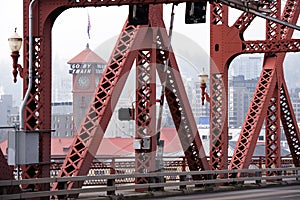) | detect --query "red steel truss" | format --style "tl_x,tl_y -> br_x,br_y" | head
264,1 -> 281,174
135,49 -> 157,185
230,0 -> 300,172
8,1 -> 211,192
13,0 -> 202,192
210,0 -> 300,173
52,4 -> 208,195
210,2 -> 229,171
1,0 -> 300,195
